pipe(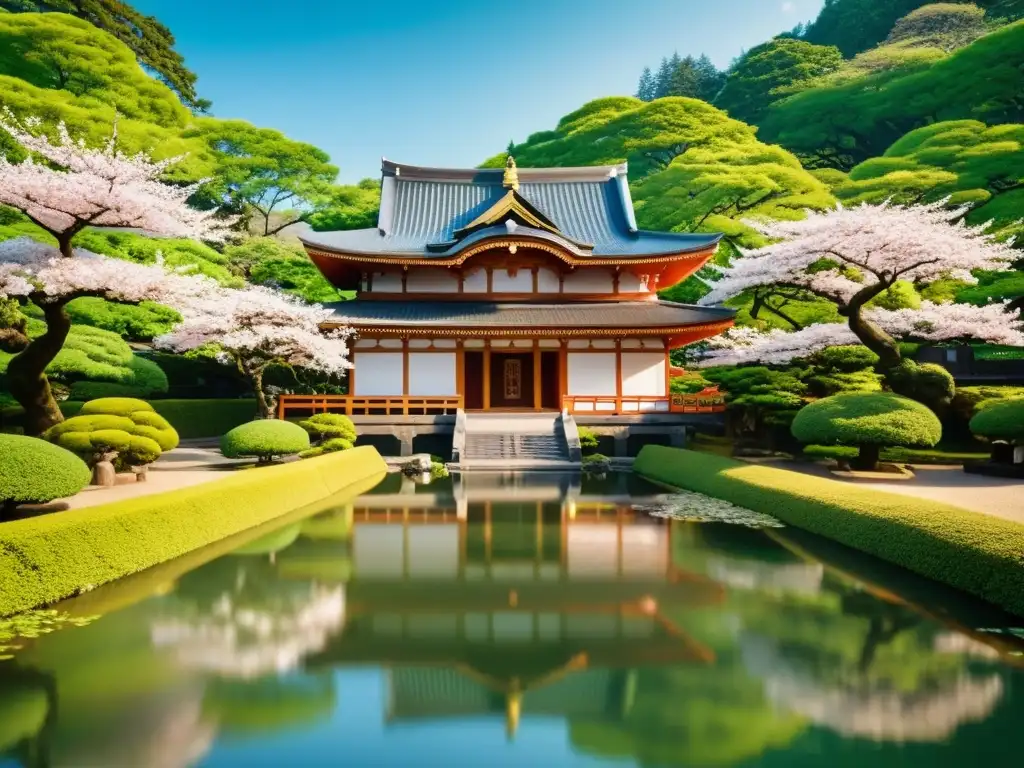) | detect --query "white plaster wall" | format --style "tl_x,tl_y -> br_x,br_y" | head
406,269 -> 459,293
491,268 -> 533,293
353,524 -> 404,577
406,525 -> 460,577
372,272 -> 402,292
566,525 -> 667,578
353,352 -> 403,396
462,269 -> 487,293
407,353 -> 456,395
618,273 -> 651,293
567,353 -> 616,395
621,352 -> 666,396
353,524 -> 459,578
563,270 -> 614,294
537,268 -> 561,293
